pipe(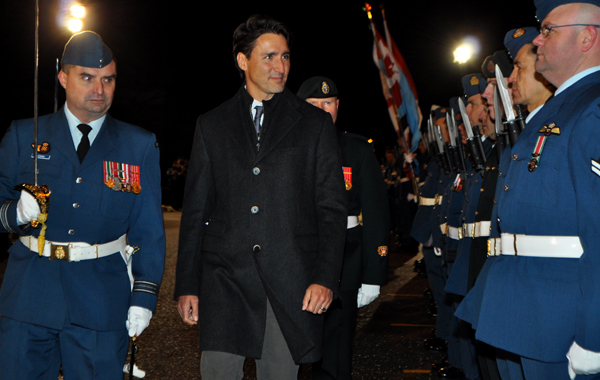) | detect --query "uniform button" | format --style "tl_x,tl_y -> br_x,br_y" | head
504,184 -> 509,191
253,245 -> 261,253
480,188 -> 484,192
251,206 -> 259,214
68,229 -> 75,235
512,154 -> 518,160
73,202 -> 80,208
252,167 -> 261,175
76,177 -> 83,183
